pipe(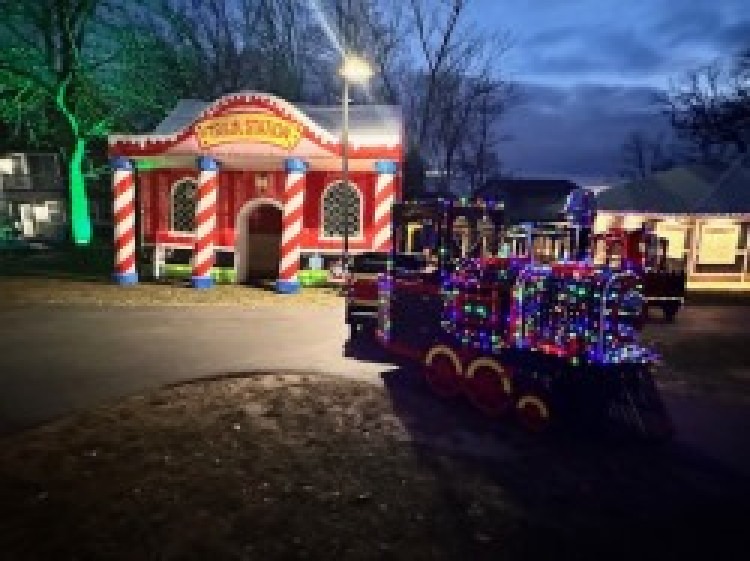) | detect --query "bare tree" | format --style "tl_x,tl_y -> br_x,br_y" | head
300,0 -> 409,105
666,47 -> 750,164
619,130 -> 677,180
460,82 -> 513,194
620,131 -> 651,180
408,0 -> 467,147
132,0 -> 311,102
400,0 -> 514,194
